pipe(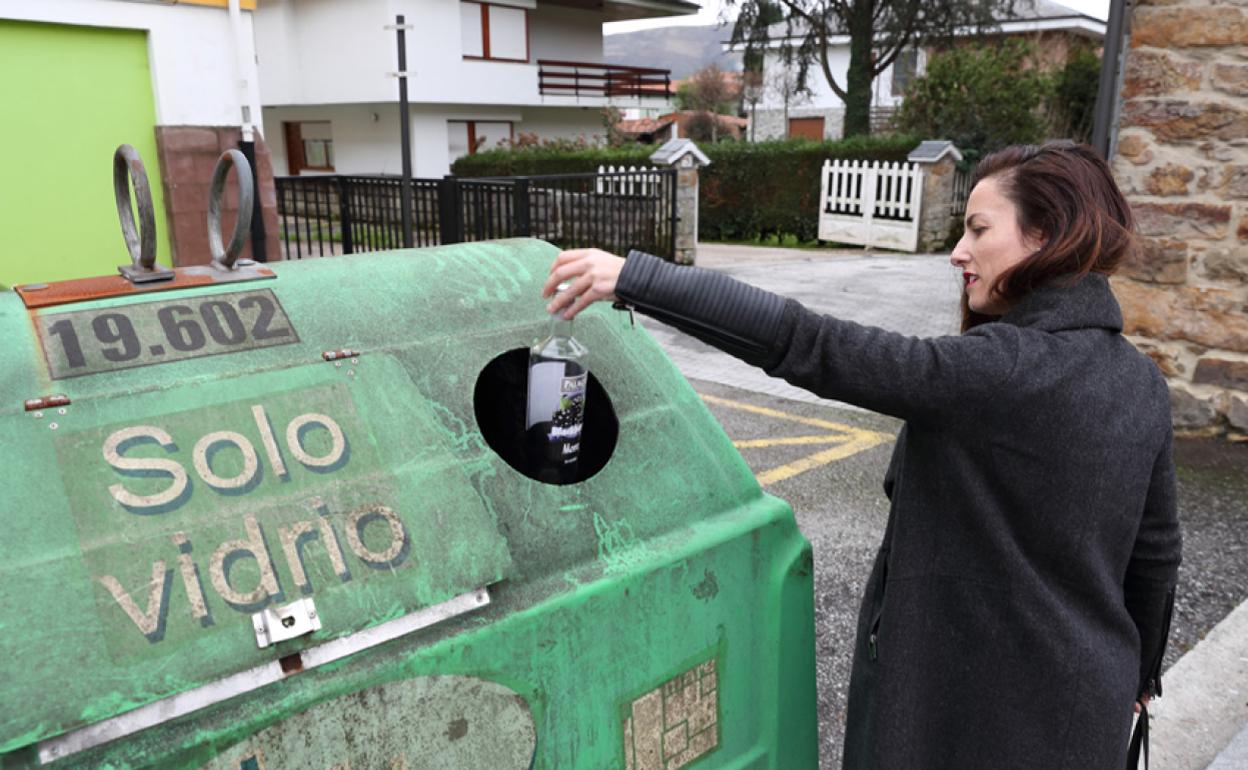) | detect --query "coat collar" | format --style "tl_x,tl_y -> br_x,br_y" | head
999,272 -> 1123,333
